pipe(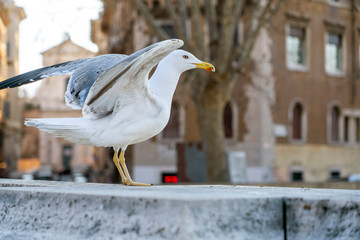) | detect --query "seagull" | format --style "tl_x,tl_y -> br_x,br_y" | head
0,39 -> 215,186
